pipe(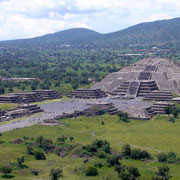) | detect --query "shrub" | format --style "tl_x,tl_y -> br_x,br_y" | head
33,150 -> 46,160
115,164 -> 140,180
0,165 -> 12,177
31,169 -> 39,176
95,162 -> 103,168
157,153 -> 167,163
122,144 -> 131,157
97,151 -> 107,158
106,154 -> 121,167
85,166 -> 98,176
169,117 -> 175,123
50,168 -> 63,180
131,149 -> 151,160
167,152 -> 177,164
153,165 -> 171,180
27,146 -> 34,155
